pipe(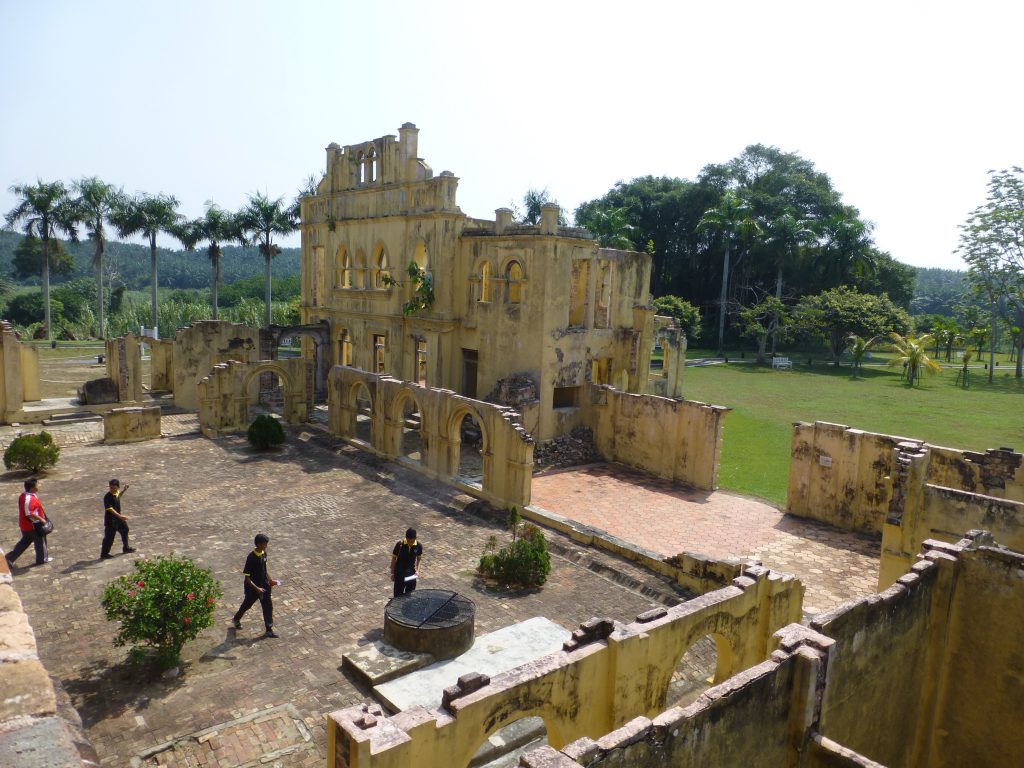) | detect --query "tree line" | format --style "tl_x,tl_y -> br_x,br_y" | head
3,177 -> 316,340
